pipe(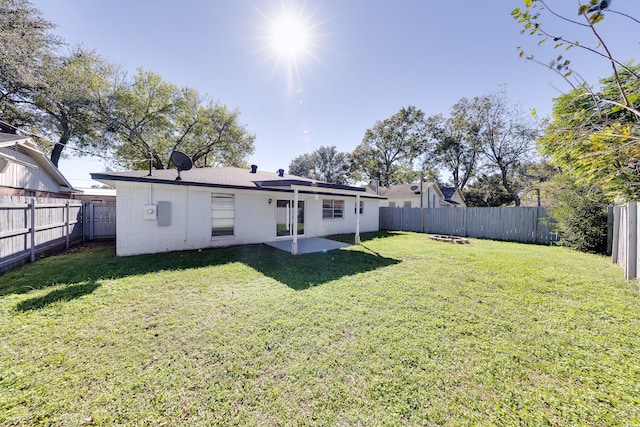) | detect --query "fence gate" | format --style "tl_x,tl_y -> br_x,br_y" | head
83,201 -> 116,240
